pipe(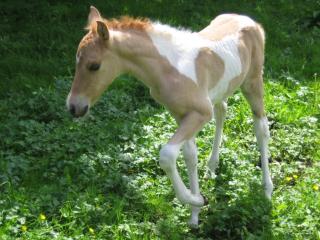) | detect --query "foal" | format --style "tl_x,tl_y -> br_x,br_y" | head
67,6 -> 273,226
